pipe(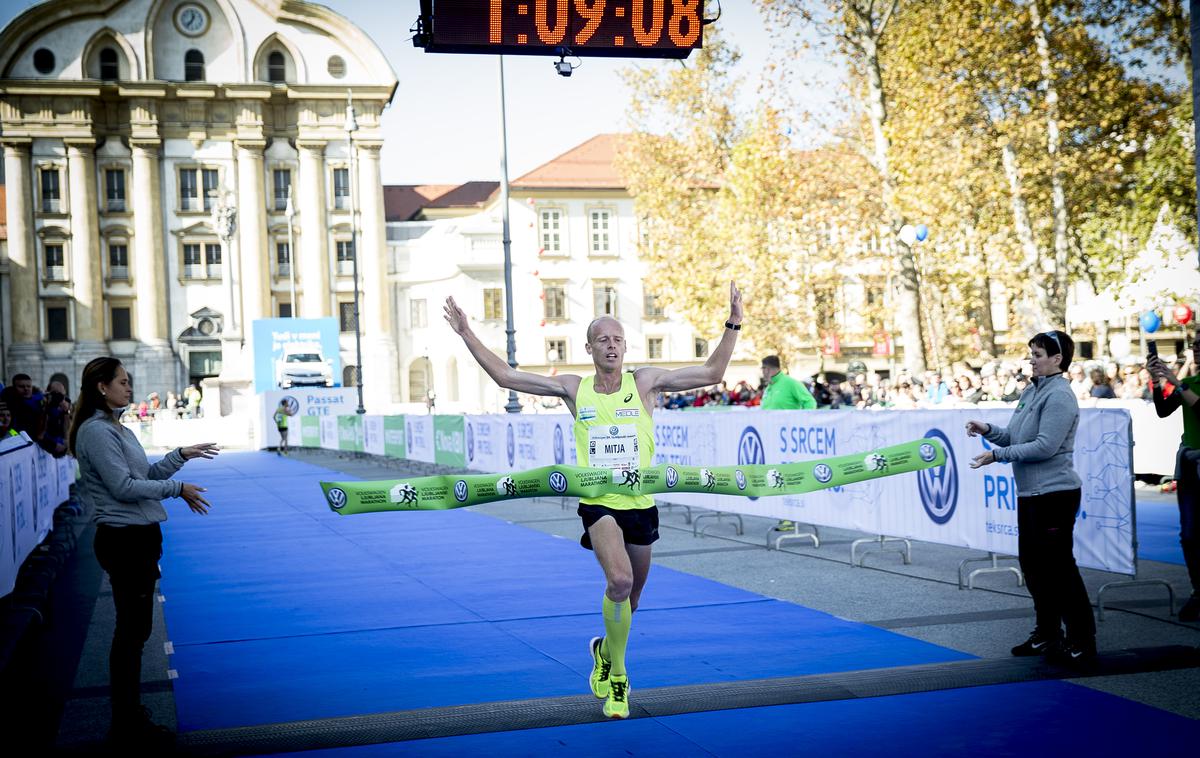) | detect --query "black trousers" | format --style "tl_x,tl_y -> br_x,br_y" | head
1175,447 -> 1200,594
94,523 -> 163,718
1016,488 -> 1095,643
